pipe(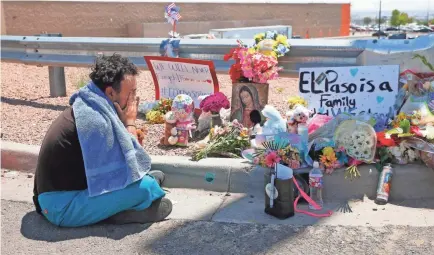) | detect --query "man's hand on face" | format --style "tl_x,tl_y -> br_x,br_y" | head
114,92 -> 140,126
